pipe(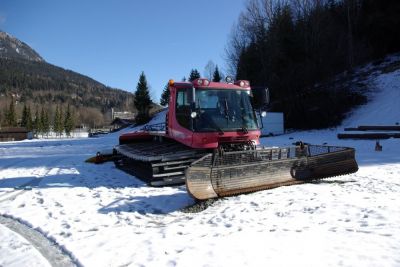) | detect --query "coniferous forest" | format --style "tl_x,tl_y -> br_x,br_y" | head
226,0 -> 400,128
